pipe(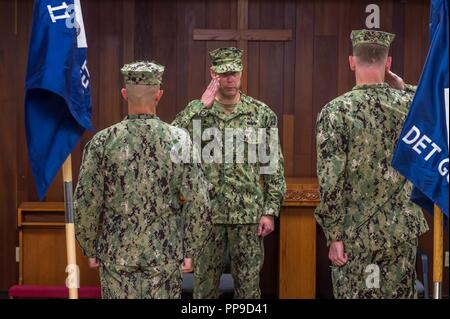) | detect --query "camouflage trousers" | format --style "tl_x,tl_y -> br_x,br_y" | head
193,224 -> 264,299
331,238 -> 418,299
99,261 -> 182,299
